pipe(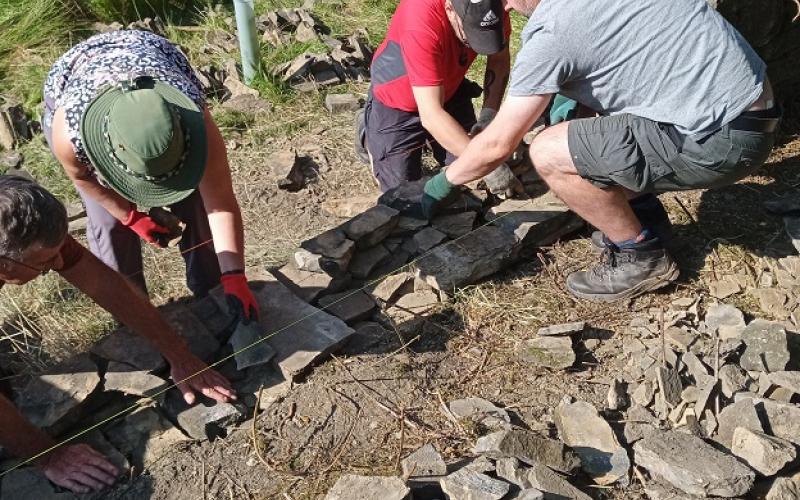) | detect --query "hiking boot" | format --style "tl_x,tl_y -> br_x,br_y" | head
567,238 -> 679,302
591,194 -> 674,250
